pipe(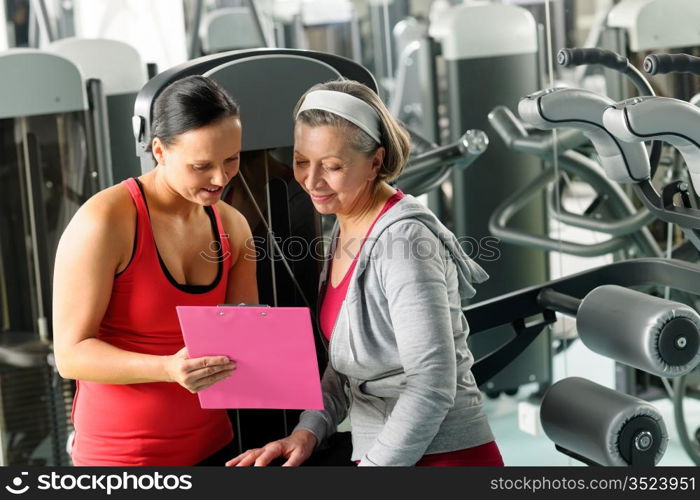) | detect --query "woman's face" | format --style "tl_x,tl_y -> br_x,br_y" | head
293,123 -> 384,216
152,116 -> 242,205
